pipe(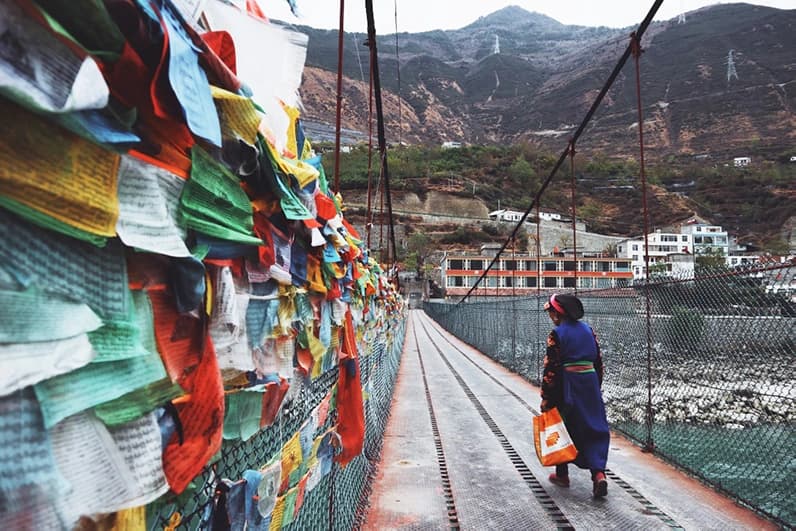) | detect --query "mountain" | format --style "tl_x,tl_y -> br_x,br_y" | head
292,3 -> 796,160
